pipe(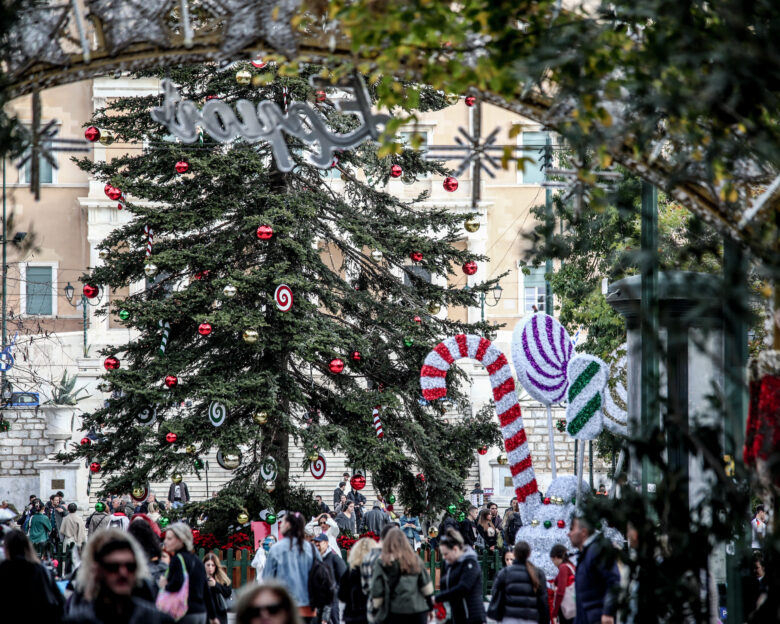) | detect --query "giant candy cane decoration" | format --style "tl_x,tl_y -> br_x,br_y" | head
421,334 -> 541,523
